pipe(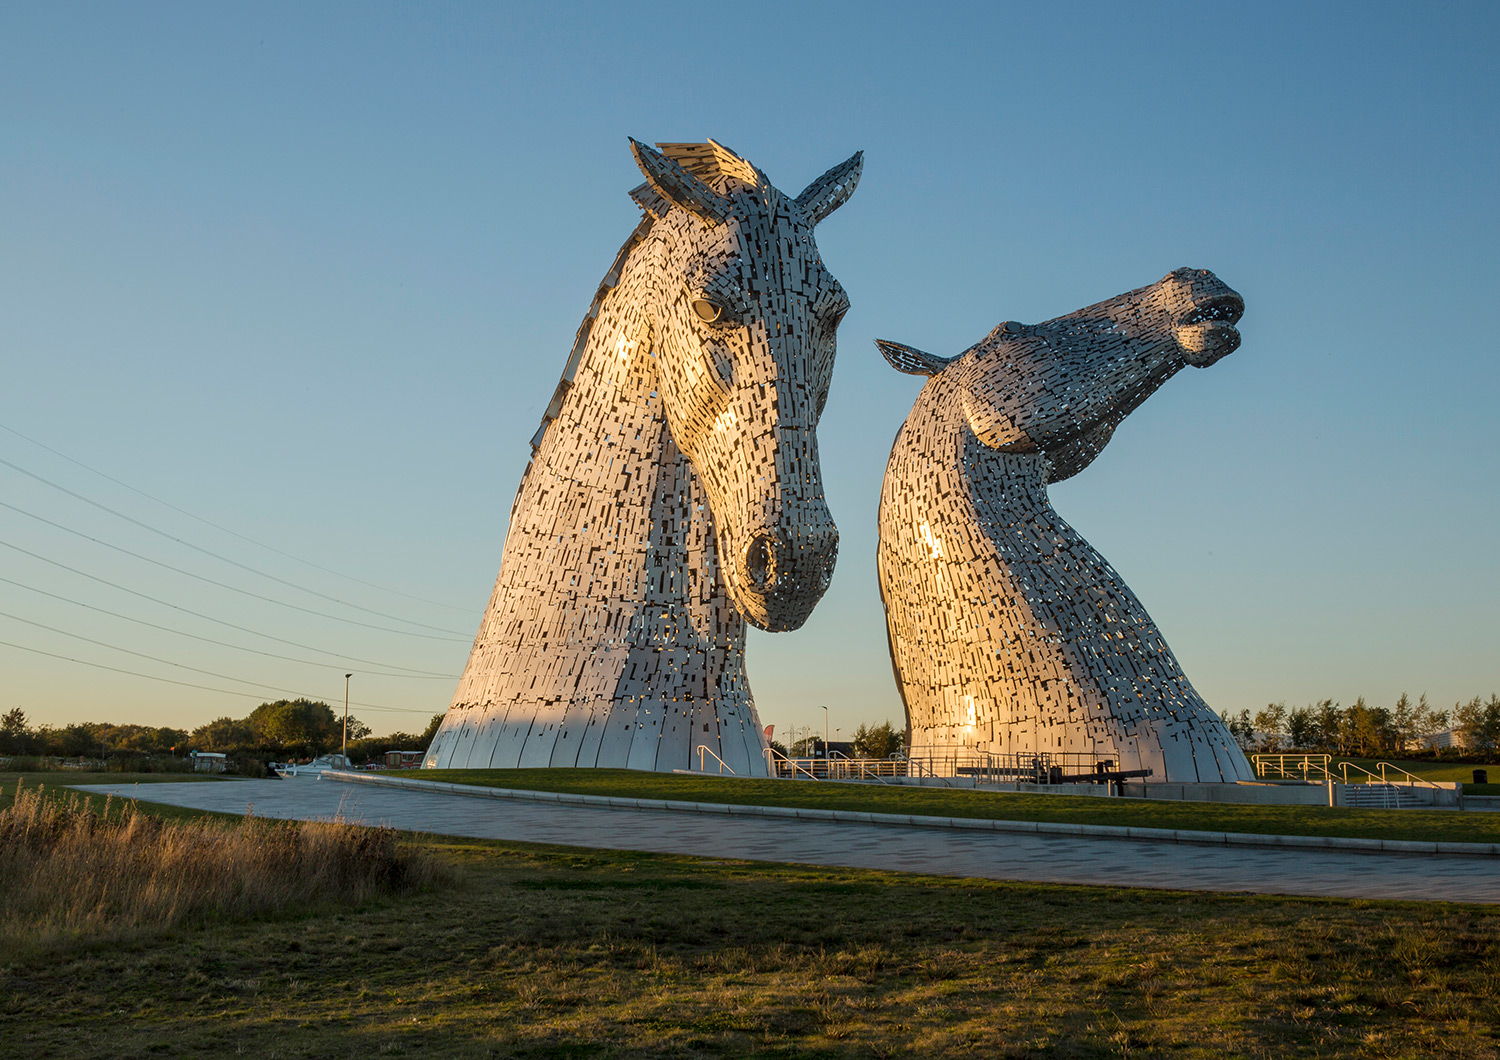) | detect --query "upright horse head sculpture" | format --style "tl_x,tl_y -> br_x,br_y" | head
425,140 -> 860,774
630,140 -> 856,630
876,269 -> 1255,783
